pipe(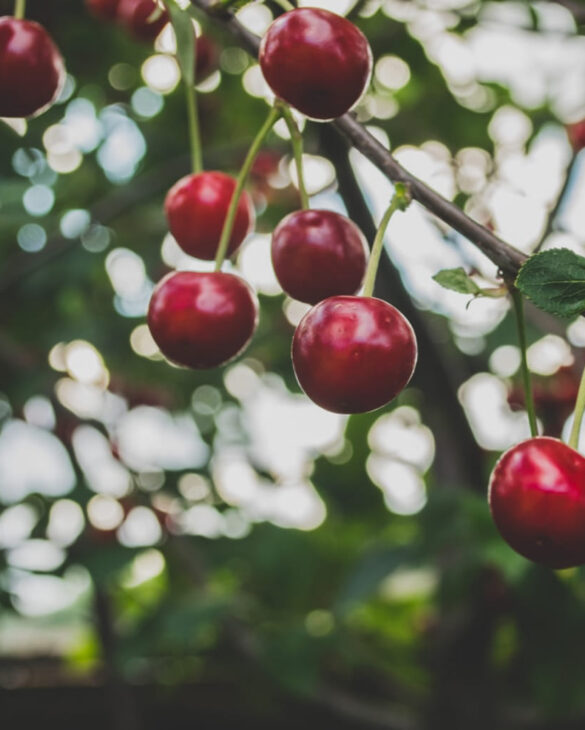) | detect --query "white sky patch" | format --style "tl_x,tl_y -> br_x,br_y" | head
0,421 -> 76,505
459,372 -> 534,451
115,406 -> 209,472
72,425 -> 132,498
